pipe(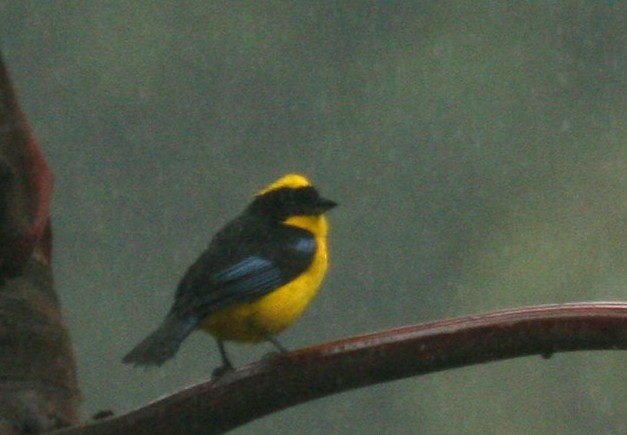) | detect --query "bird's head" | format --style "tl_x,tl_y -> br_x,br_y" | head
249,174 -> 337,220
